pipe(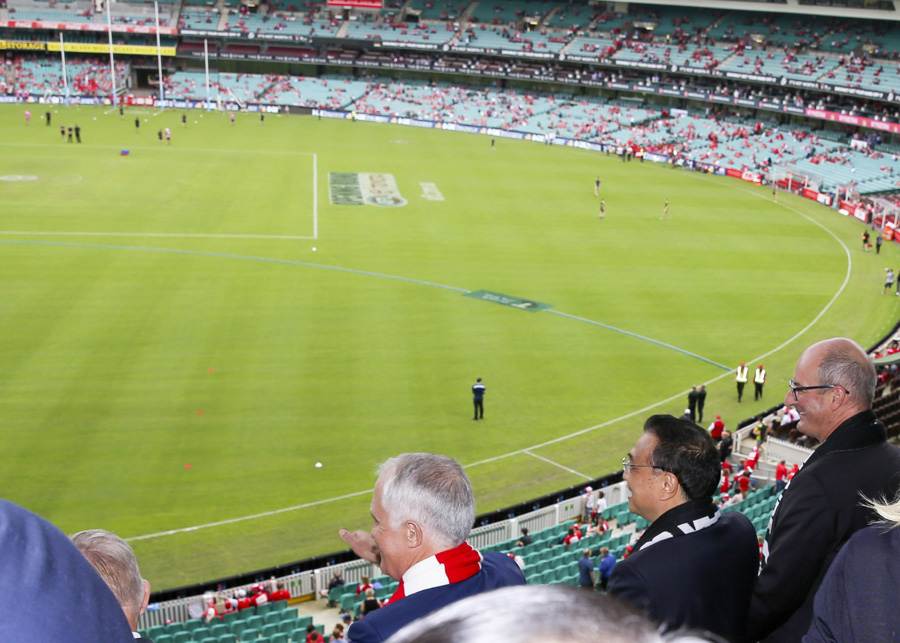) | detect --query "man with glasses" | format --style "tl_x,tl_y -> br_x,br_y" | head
608,415 -> 758,642
747,337 -> 900,643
